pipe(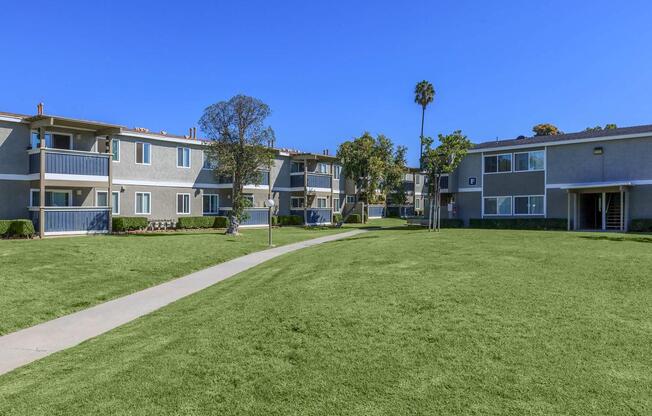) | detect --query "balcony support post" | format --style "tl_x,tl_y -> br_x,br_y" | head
303,159 -> 308,225
107,136 -> 113,233
330,161 -> 334,223
38,127 -> 46,238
